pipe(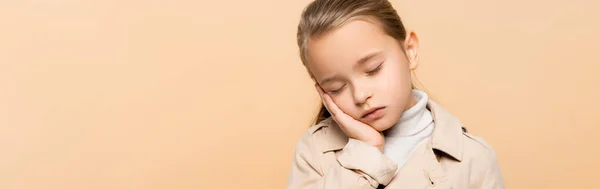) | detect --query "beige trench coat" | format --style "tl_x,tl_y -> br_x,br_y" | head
287,101 -> 505,189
